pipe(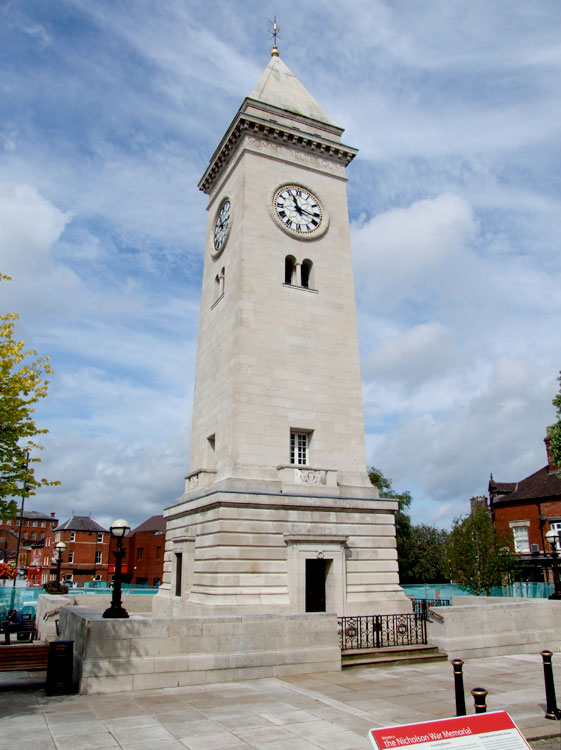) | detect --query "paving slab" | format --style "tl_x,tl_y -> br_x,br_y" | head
0,652 -> 559,749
